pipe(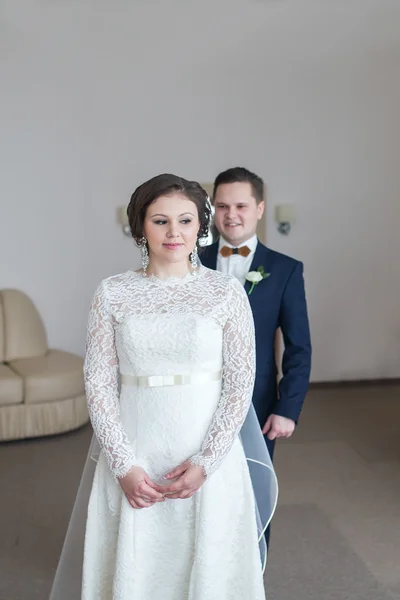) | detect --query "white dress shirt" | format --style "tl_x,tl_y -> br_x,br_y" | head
217,234 -> 258,286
